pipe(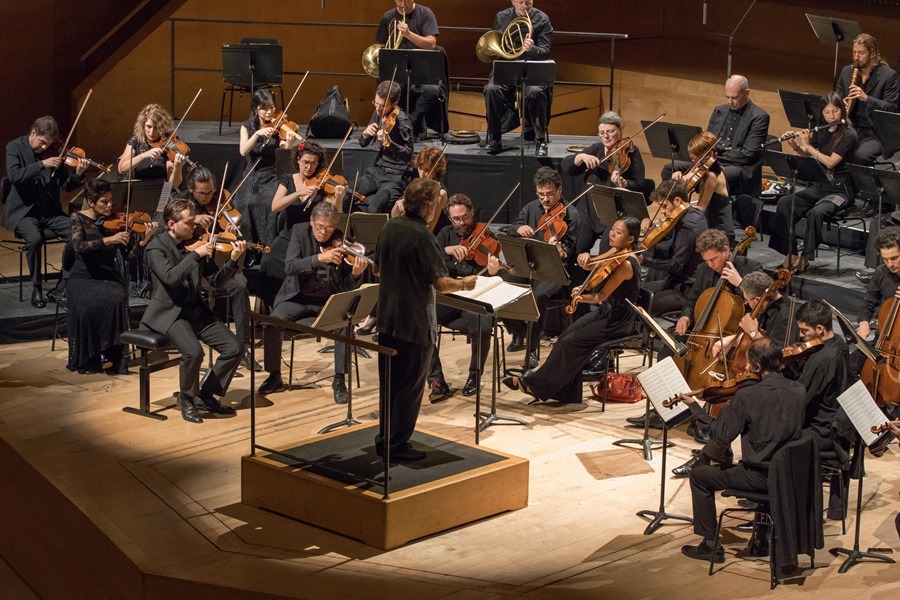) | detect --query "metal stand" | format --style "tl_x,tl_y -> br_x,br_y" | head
478,318 -> 528,438
635,426 -> 693,534
613,396 -> 673,461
